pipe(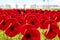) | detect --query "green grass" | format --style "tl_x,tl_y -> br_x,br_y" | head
0,30 -> 22,40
